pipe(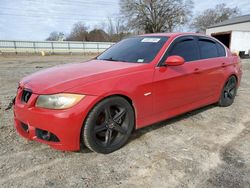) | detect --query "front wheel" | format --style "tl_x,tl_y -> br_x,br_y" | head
218,76 -> 237,107
82,96 -> 134,154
